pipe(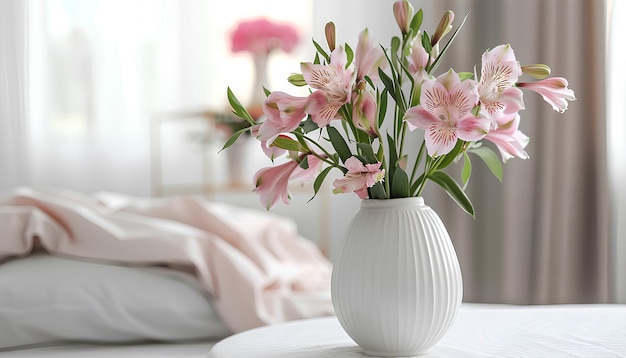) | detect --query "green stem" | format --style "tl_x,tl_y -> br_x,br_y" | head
302,134 -> 340,167
410,141 -> 426,184
415,155 -> 445,196
379,137 -> 390,199
398,122 -> 408,159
